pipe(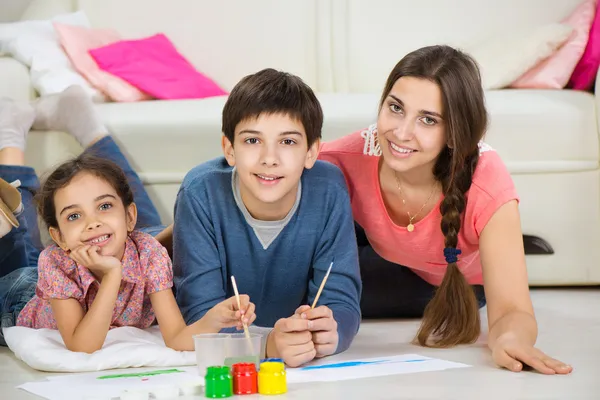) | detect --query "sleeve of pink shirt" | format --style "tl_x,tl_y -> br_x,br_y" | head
36,247 -> 84,300
145,241 -> 174,294
467,149 -> 520,236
